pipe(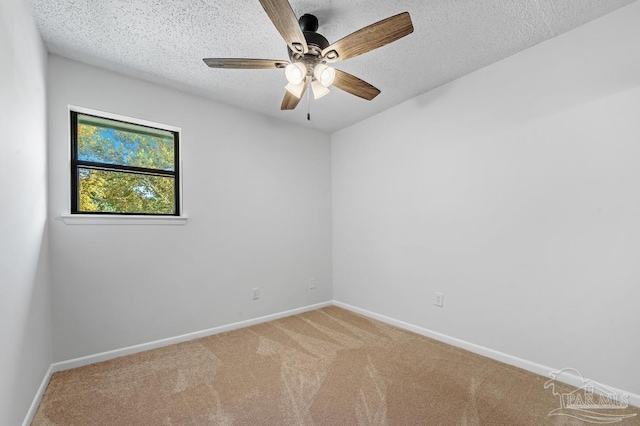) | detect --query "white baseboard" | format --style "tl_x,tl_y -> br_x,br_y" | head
333,300 -> 640,408
25,298 -> 638,426
22,364 -> 53,426
52,300 -> 333,373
